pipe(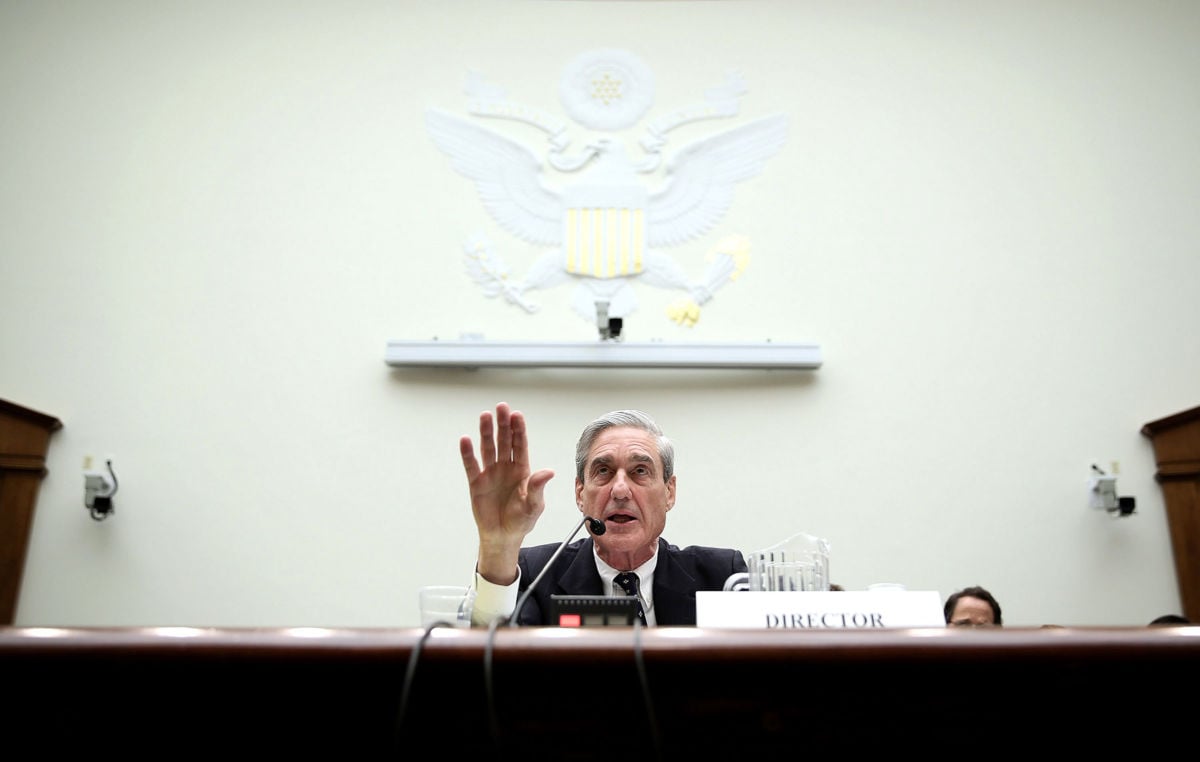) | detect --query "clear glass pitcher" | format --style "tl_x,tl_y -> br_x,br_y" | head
724,531 -> 831,592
